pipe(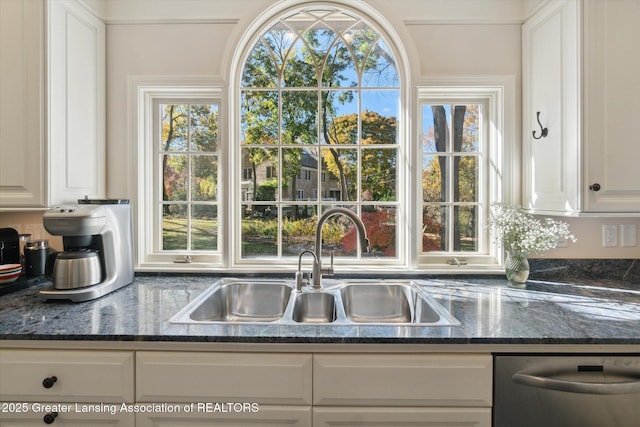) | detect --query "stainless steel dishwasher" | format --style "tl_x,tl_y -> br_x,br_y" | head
494,355 -> 640,427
